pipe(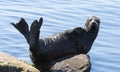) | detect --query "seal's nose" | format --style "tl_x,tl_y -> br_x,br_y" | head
91,20 -> 98,30
91,19 -> 97,26
92,22 -> 96,25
